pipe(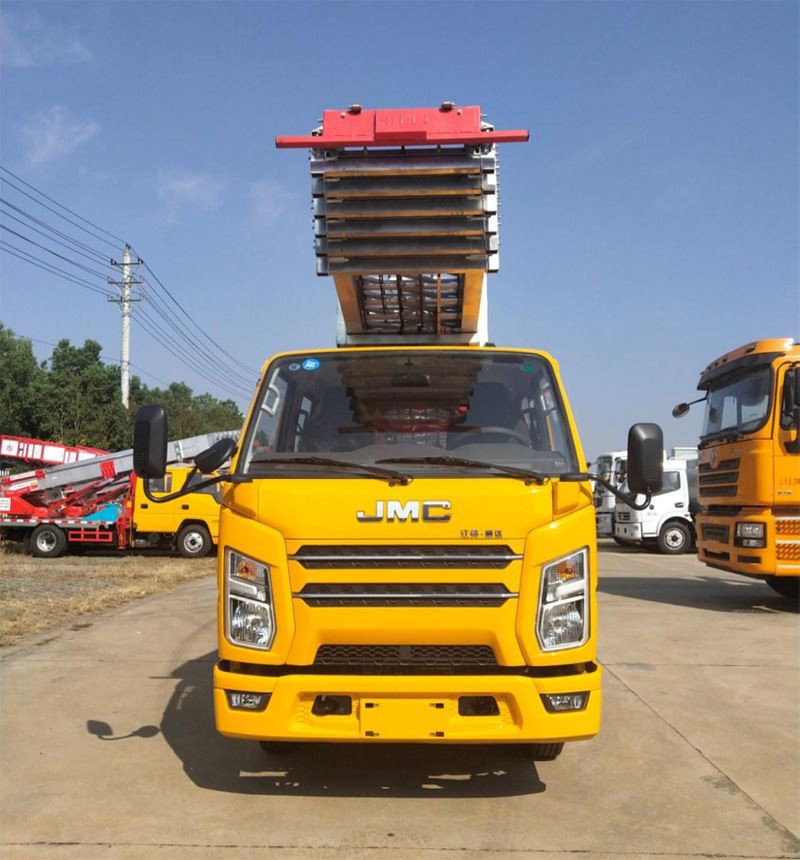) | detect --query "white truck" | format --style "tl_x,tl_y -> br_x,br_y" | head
614,450 -> 698,554
592,450 -> 627,537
